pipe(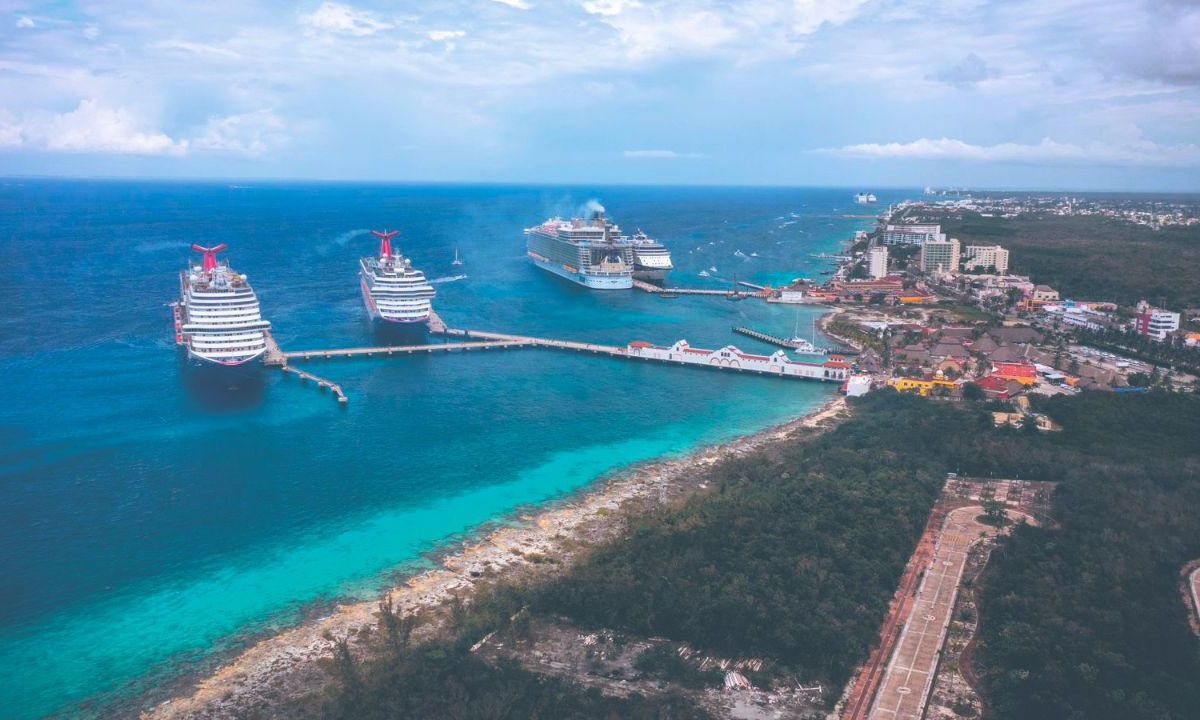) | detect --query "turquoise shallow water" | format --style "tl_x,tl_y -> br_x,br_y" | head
0,182 -> 899,718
